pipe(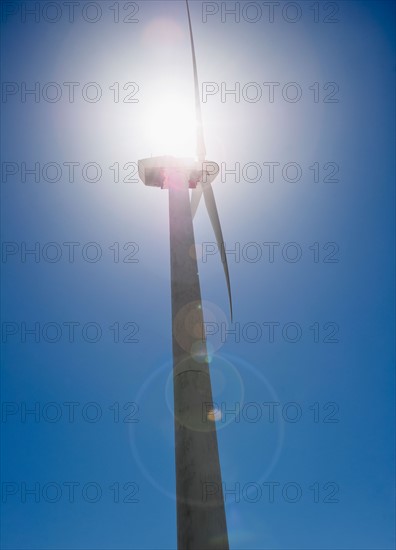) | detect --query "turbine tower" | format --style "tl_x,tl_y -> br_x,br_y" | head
138,2 -> 231,548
